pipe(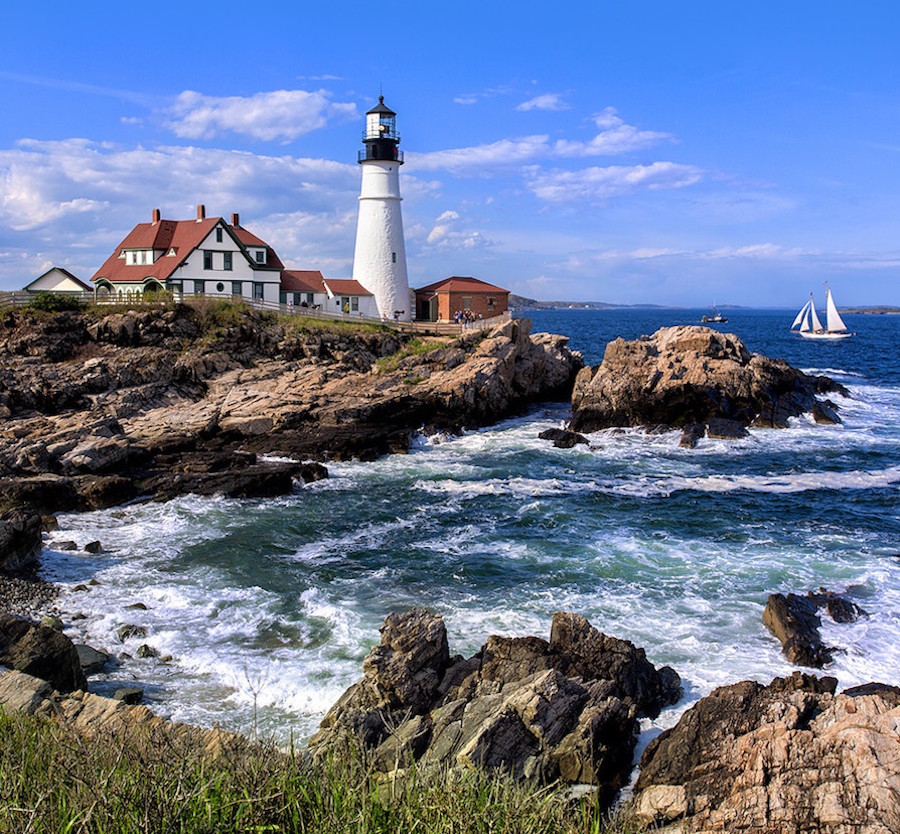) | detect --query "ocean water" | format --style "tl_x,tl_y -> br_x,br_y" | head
43,308 -> 900,747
